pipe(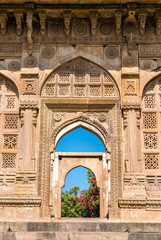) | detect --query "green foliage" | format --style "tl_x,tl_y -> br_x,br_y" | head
61,170 -> 100,218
